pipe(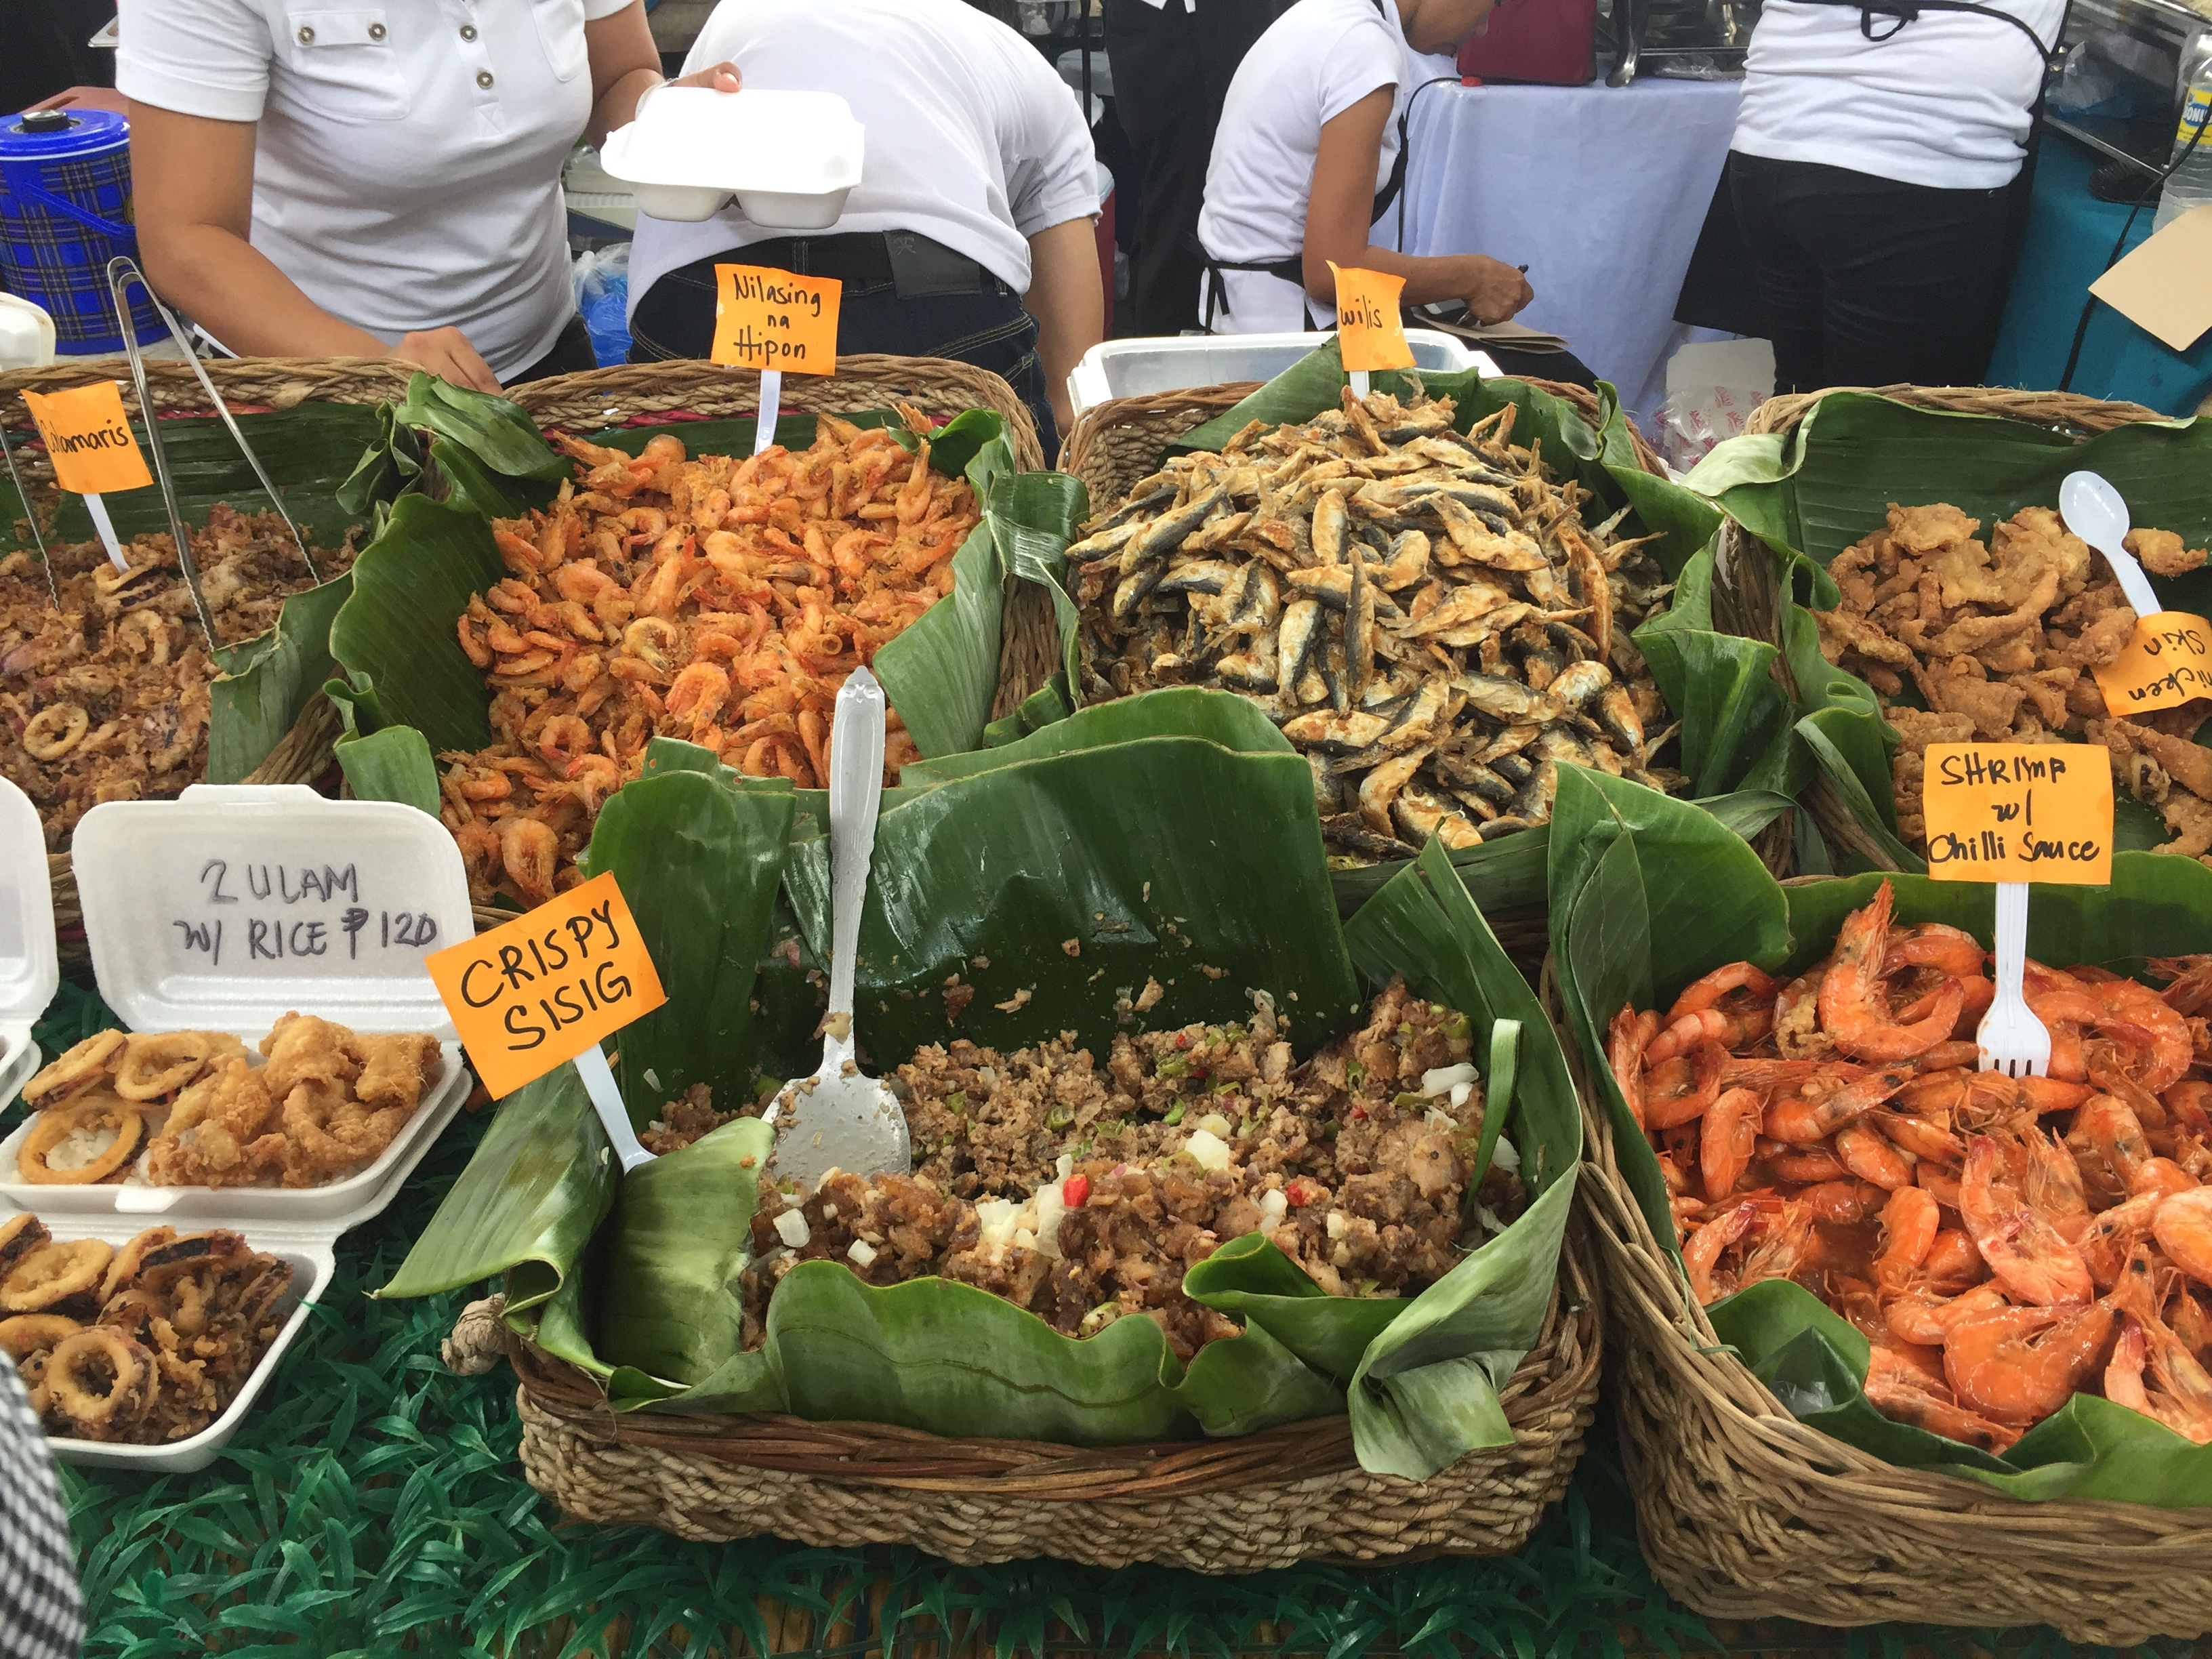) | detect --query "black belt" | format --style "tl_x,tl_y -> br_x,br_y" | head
719,231 -> 993,299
